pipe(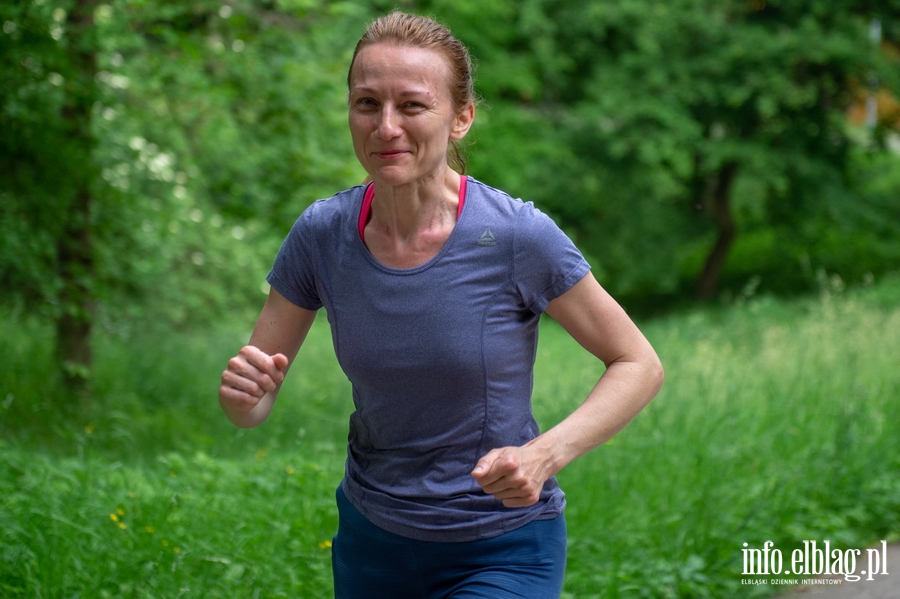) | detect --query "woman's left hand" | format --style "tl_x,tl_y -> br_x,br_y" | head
471,444 -> 553,508
472,271 -> 664,509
